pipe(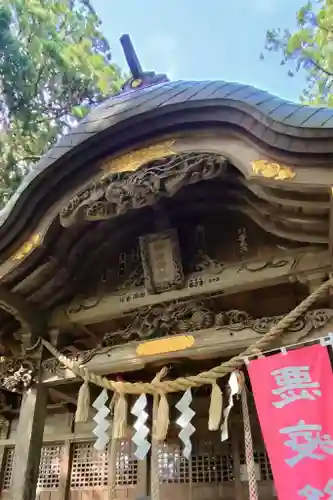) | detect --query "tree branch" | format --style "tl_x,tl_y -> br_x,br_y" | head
308,58 -> 333,78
